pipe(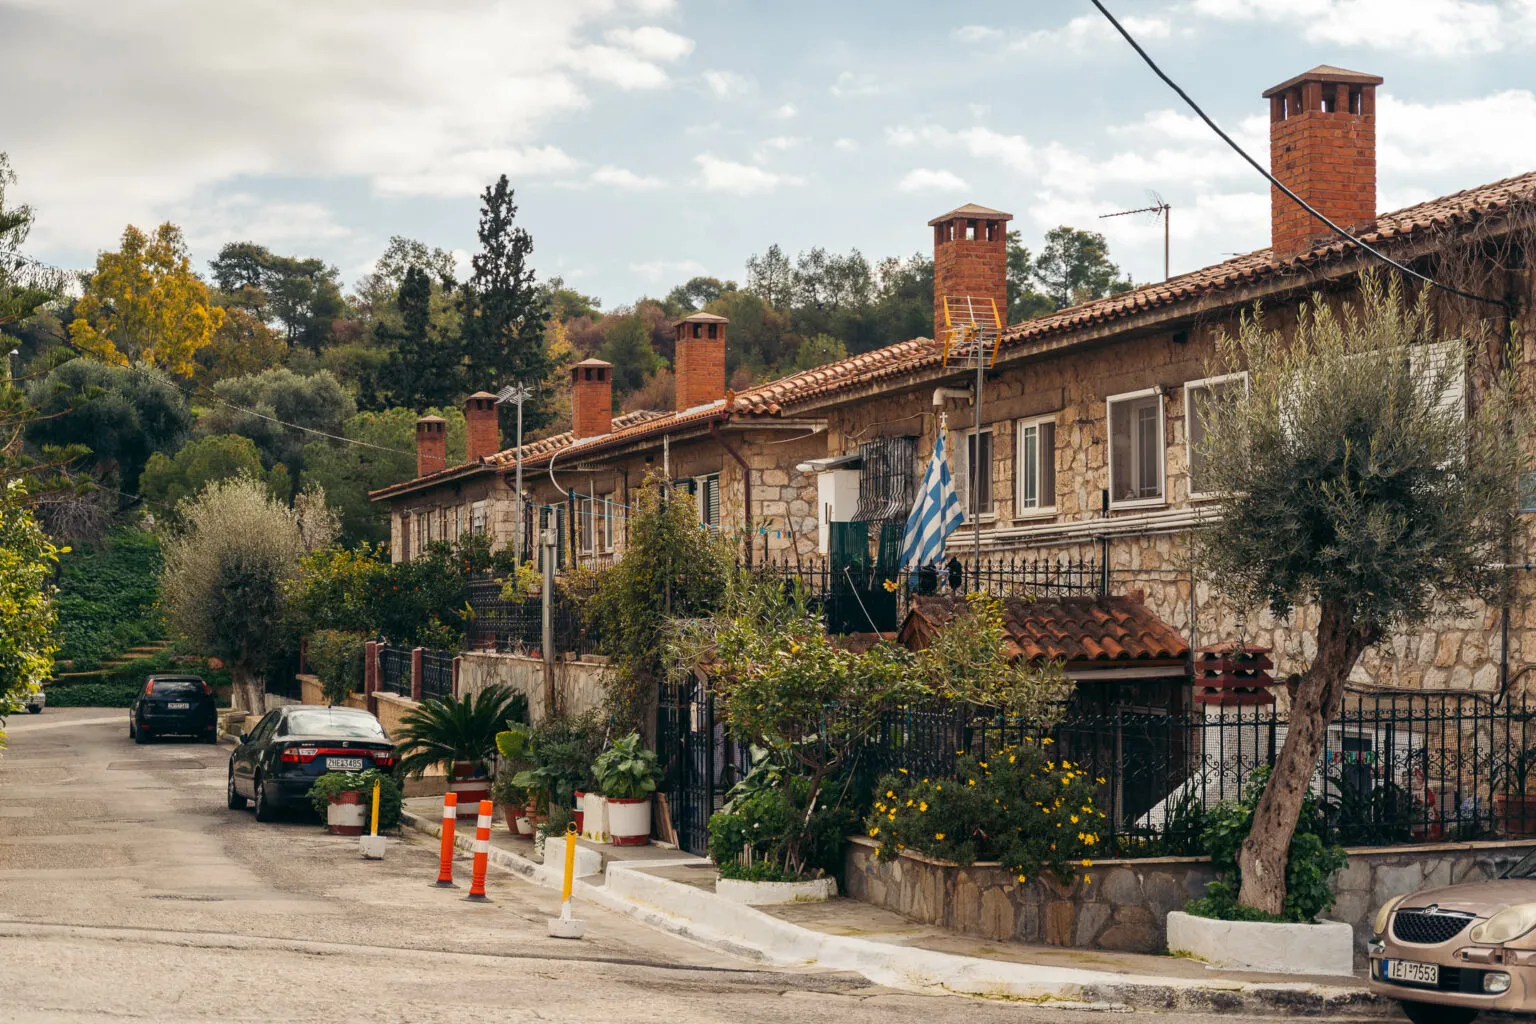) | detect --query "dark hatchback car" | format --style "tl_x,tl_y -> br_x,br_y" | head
228,705 -> 395,821
130,675 -> 218,743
